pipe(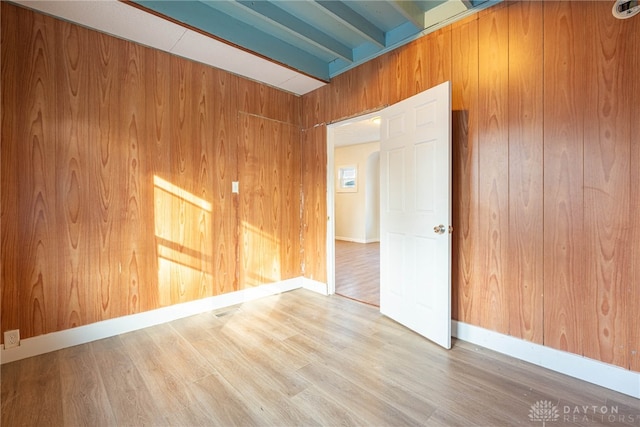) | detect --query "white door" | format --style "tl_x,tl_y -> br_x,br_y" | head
379,81 -> 452,349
